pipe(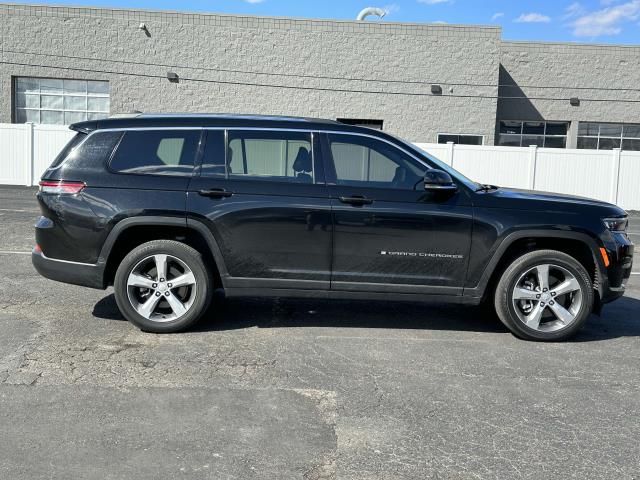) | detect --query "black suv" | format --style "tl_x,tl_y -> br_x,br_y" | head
33,114 -> 634,341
